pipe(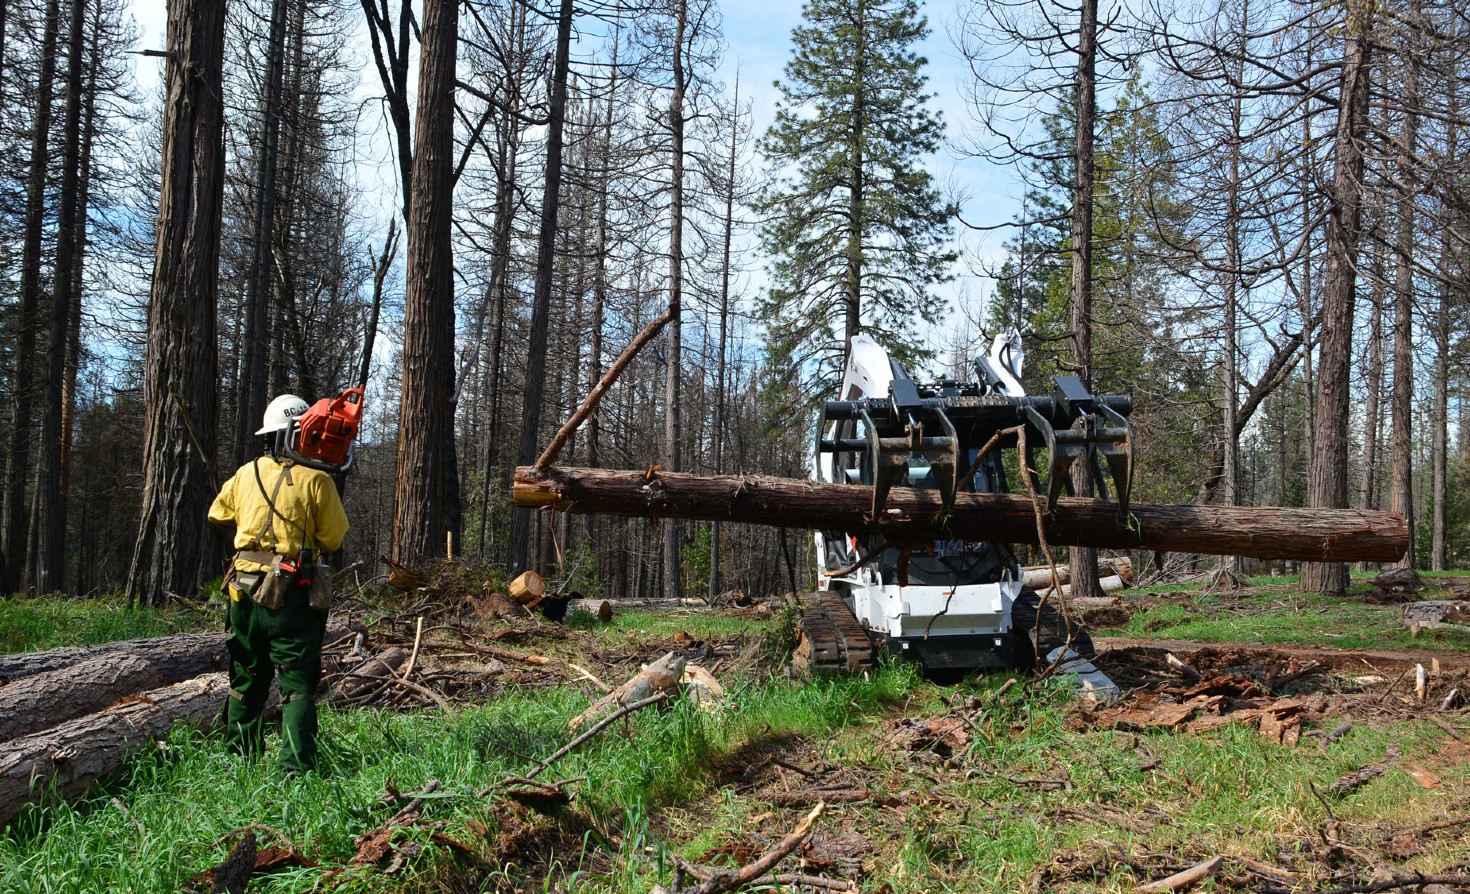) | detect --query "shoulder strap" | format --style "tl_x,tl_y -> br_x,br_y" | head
250,459 -> 295,554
